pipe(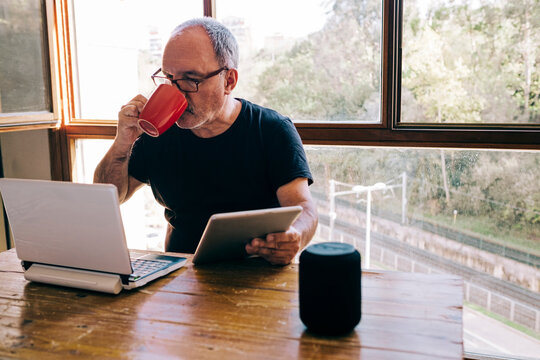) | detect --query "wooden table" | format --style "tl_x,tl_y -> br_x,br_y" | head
0,248 -> 463,359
